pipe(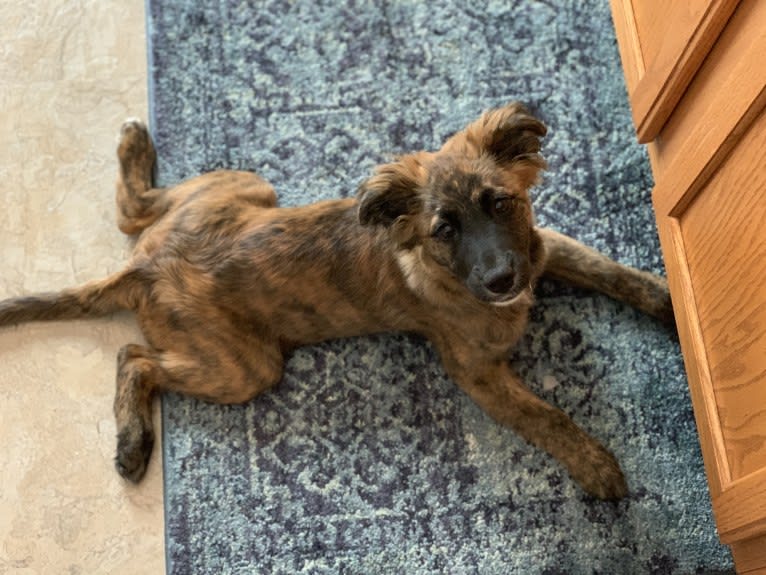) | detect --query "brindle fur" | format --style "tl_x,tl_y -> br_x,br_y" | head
0,104 -> 673,499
